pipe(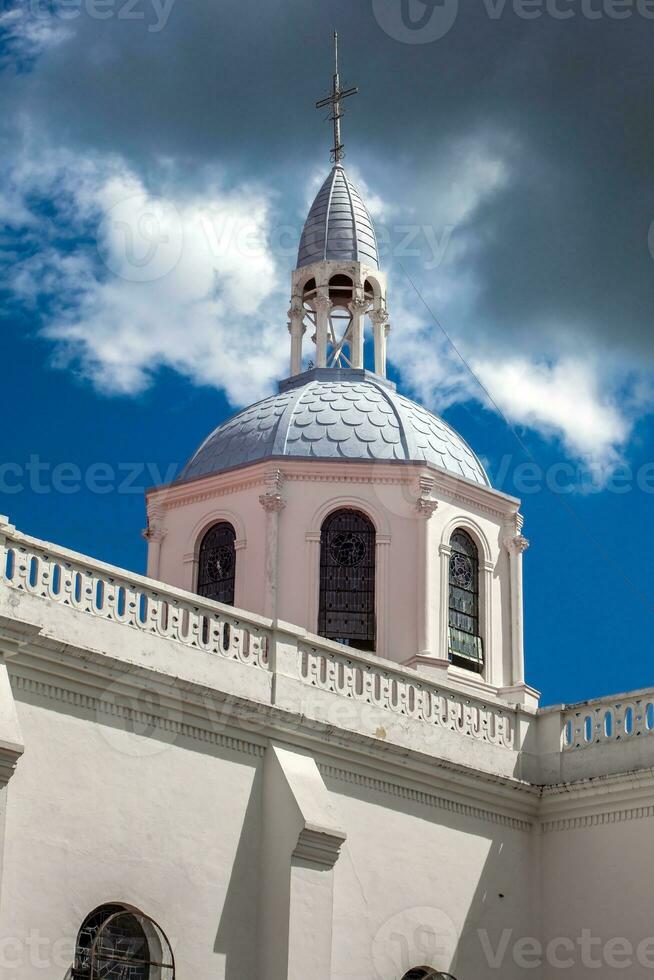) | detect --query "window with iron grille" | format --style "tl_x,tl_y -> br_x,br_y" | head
318,508 -> 376,651
402,972 -> 457,980
197,522 -> 236,605
448,529 -> 484,673
73,906 -> 174,979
